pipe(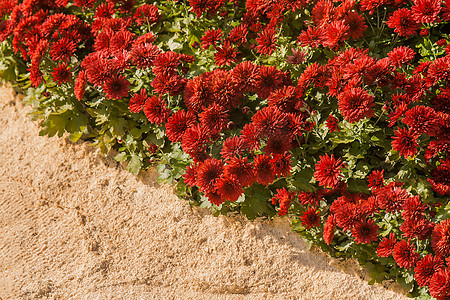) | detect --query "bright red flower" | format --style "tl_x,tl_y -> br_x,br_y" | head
182,124 -> 211,155
256,26 -> 277,55
271,188 -> 295,216
129,88 -> 148,113
393,239 -> 419,269
49,37 -> 76,62
271,152 -> 292,177
427,55 -> 450,85
388,46 -> 415,68
240,123 -> 261,152
227,24 -> 248,46
254,65 -> 287,99
196,158 -> 224,193
165,110 -> 196,143
386,8 -> 420,37
376,184 -> 409,213
252,106 -> 288,139
400,216 -> 434,240
402,105 -> 439,136
323,20 -> 349,49
323,214 -> 336,245
432,219 -> 450,257
214,41 -> 238,66
74,70 -> 87,101
337,87 -> 375,123
376,232 -> 397,257
199,103 -> 229,134
143,95 -> 171,125
344,11 -> 367,40
352,219 -> 379,244
224,156 -> 255,187
297,26 -> 325,48
326,114 -> 340,132
401,195 -> 427,220
184,73 -> 214,112
429,268 -> 450,300
130,42 -> 161,69
367,170 -> 384,190
231,61 -> 260,93
133,4 -> 161,26
153,51 -> 181,76
300,207 -> 321,229
201,28 -> 223,50
215,174 -> 243,202
52,63 -> 72,85
151,73 -> 186,96
254,154 -> 276,186
411,0 -> 441,23
415,254 -> 444,287
428,161 -> 450,195
391,127 -> 419,158
103,75 -> 129,100
314,154 -> 344,188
